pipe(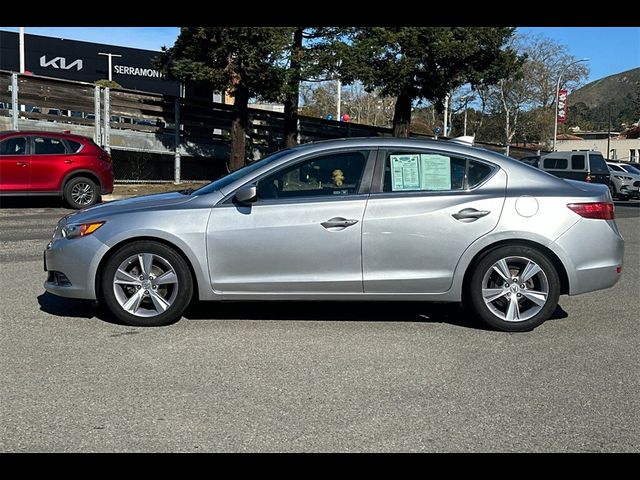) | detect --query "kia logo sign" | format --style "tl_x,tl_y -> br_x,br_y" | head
39,55 -> 84,71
